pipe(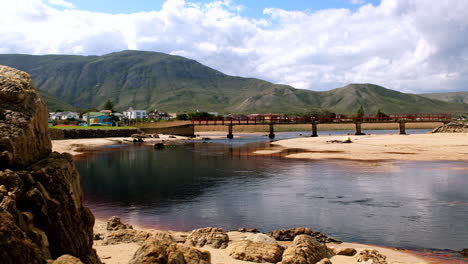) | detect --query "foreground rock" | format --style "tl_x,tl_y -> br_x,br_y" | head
432,122 -> 468,133
282,235 -> 334,264
268,227 -> 340,243
0,65 -> 51,170
335,247 -> 357,256
106,216 -> 133,231
355,249 -> 388,264
460,248 -> 468,257
102,229 -> 149,246
0,66 -> 100,264
129,236 -> 210,264
227,240 -> 284,263
185,227 -> 229,249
